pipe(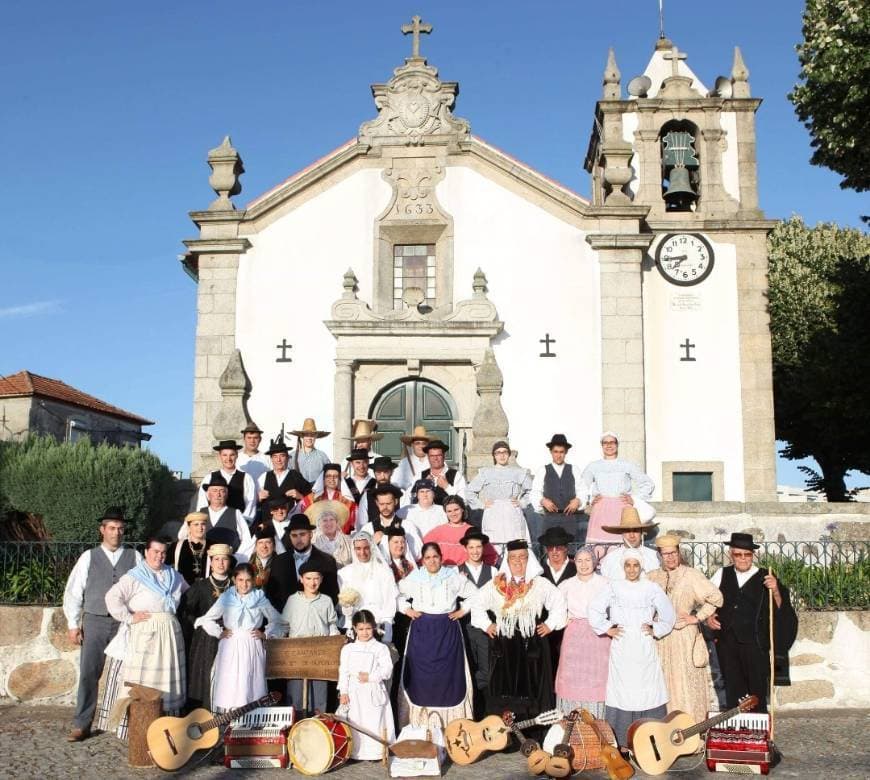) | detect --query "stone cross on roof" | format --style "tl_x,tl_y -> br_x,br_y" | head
402,15 -> 432,60
663,44 -> 687,78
